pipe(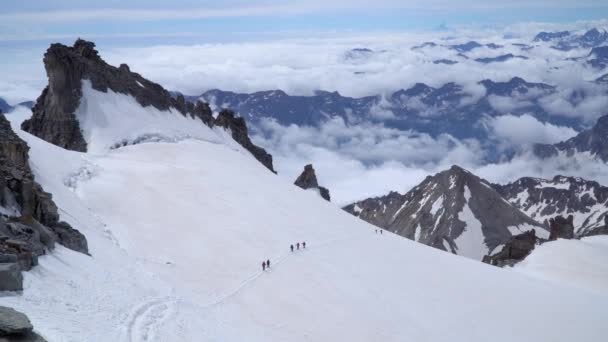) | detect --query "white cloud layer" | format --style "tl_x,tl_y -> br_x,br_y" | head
2,22 -> 608,205
486,114 -> 578,147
